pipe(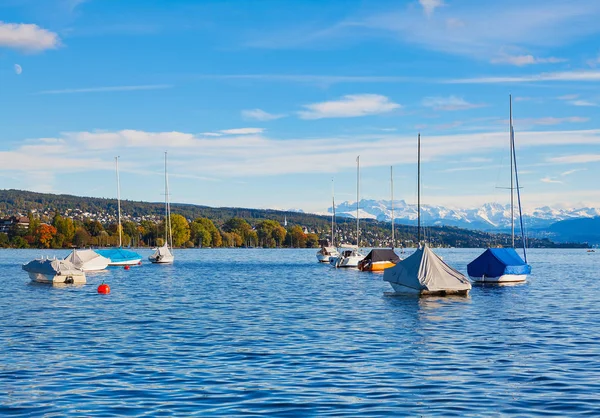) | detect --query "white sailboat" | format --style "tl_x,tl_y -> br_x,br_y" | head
96,157 -> 143,266
317,179 -> 340,263
64,249 -> 109,271
331,156 -> 365,268
468,95 -> 531,282
149,152 -> 175,264
383,134 -> 471,295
